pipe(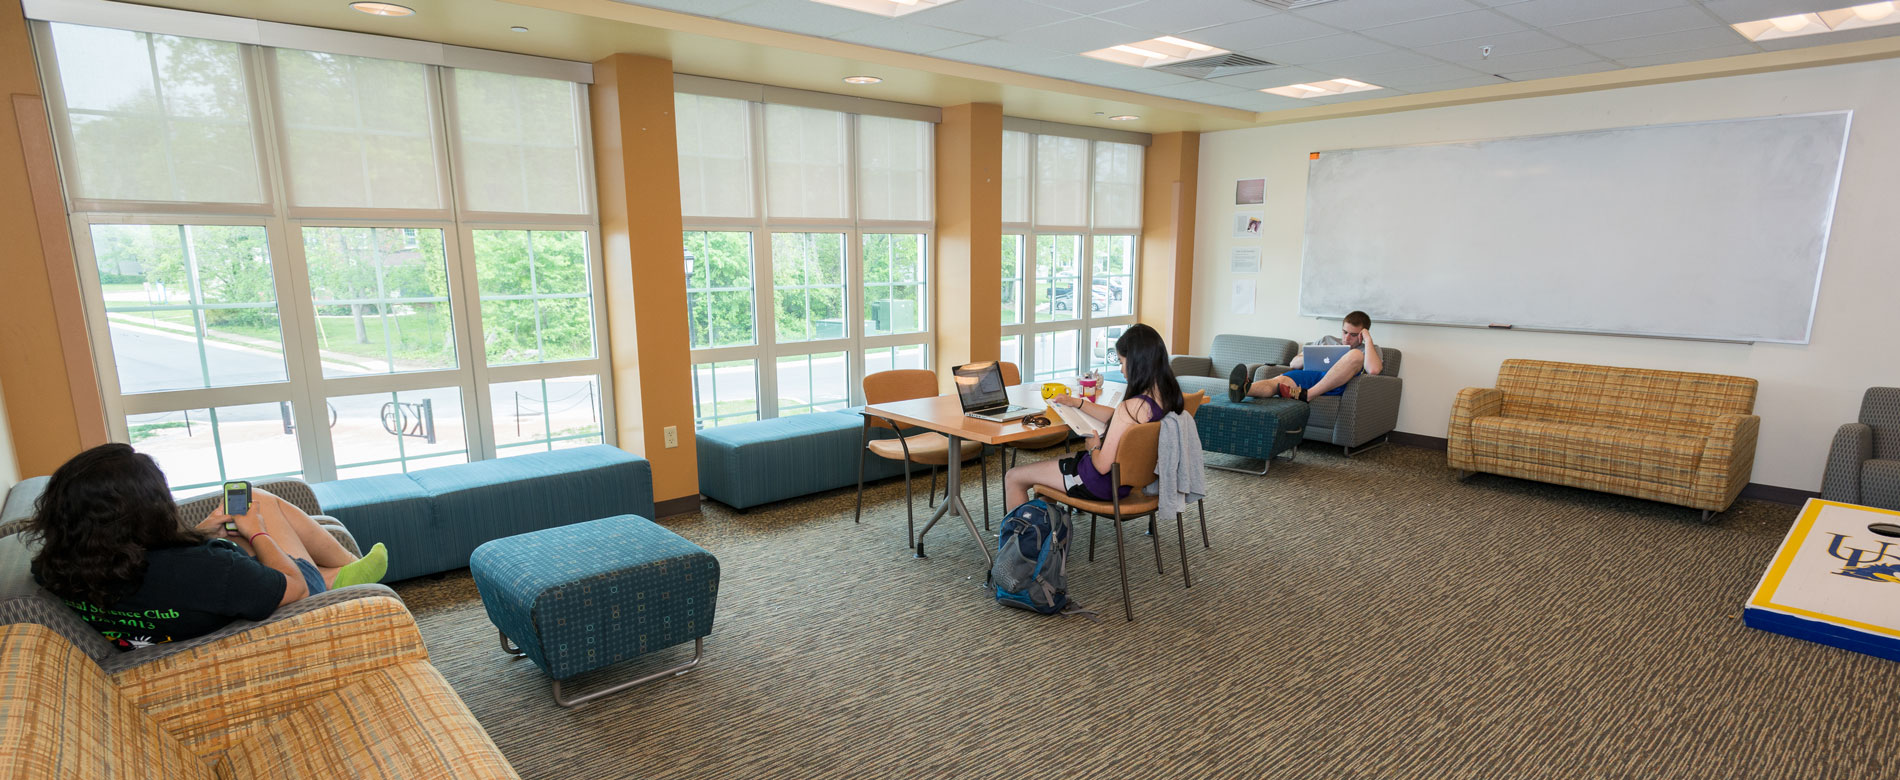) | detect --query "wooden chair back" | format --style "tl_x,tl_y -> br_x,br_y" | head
1113,422 -> 1163,492
1000,361 -> 1023,387
863,369 -> 938,430
1183,391 -> 1208,417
